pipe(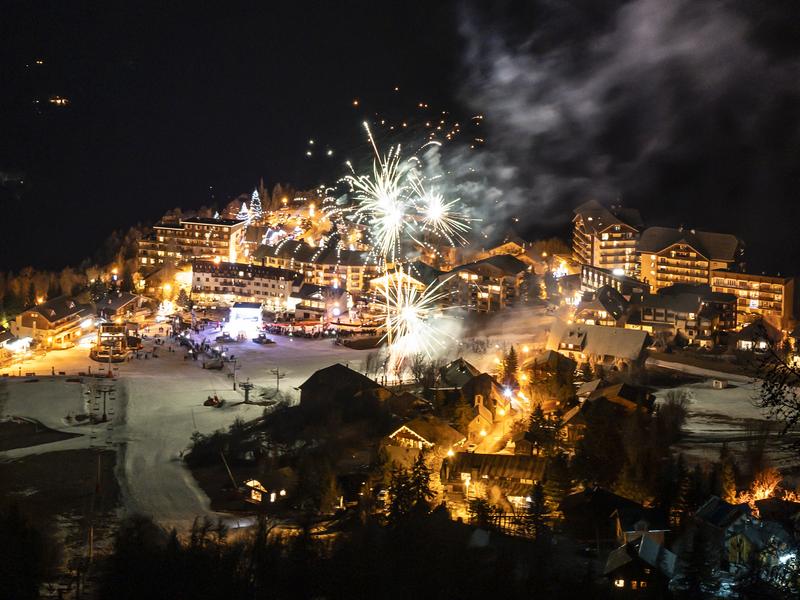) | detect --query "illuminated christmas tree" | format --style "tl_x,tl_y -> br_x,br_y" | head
250,189 -> 263,221
236,201 -> 249,222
